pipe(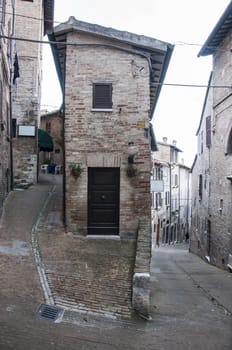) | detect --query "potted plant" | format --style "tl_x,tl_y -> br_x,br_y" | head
69,163 -> 83,178
126,164 -> 138,177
